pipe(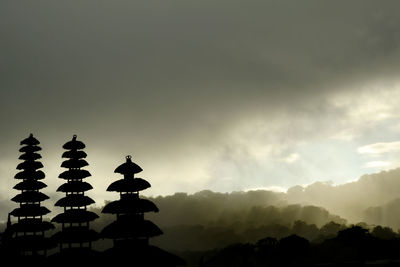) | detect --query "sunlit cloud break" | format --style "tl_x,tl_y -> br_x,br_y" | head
358,141 -> 400,154
281,153 -> 300,164
364,161 -> 390,168
245,186 -> 287,193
